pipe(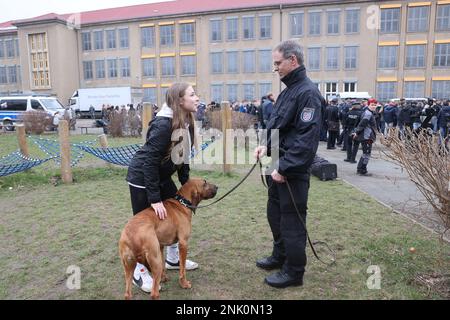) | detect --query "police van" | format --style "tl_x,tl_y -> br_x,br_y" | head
0,95 -> 66,131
